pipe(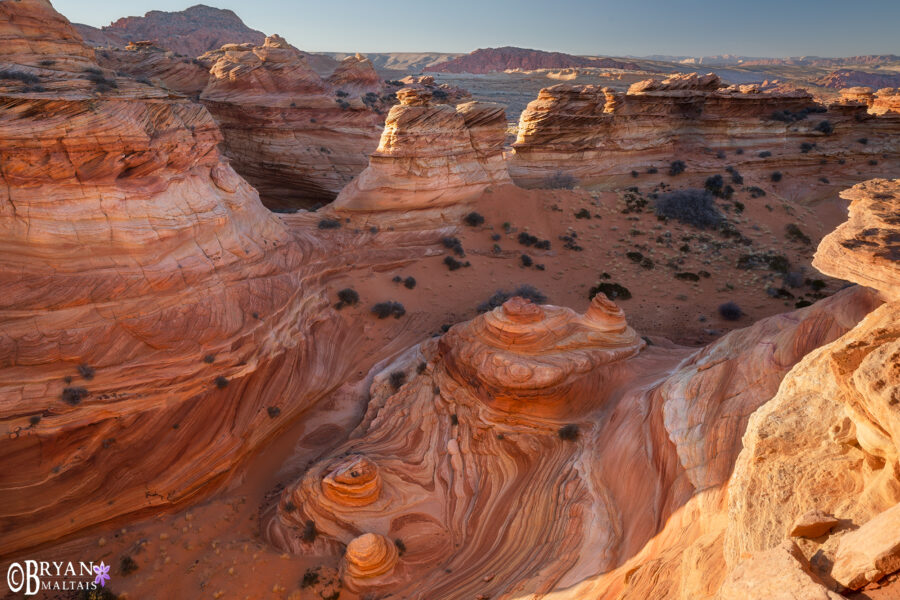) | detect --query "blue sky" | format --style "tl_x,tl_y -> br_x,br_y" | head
54,0 -> 900,57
